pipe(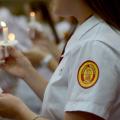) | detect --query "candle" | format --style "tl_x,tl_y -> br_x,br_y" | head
3,27 -> 8,42
0,22 -> 17,46
30,12 -> 36,22
0,88 -> 3,94
0,21 -> 9,57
